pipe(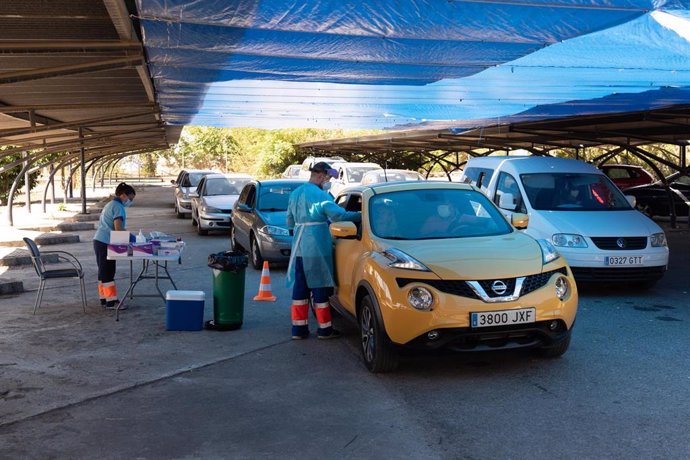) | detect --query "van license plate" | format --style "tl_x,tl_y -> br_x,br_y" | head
605,256 -> 644,266
471,308 -> 536,328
